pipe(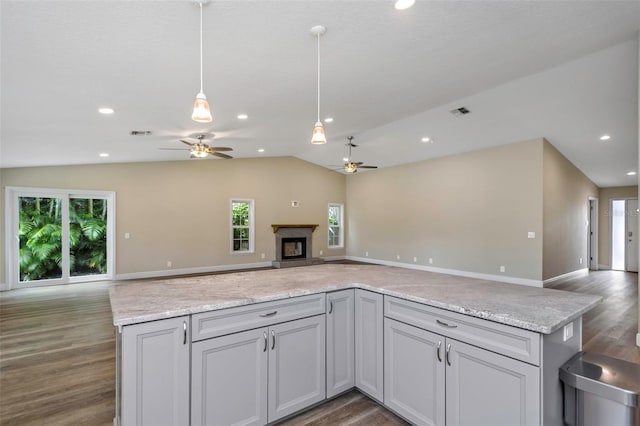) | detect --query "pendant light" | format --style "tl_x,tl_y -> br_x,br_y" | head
310,25 -> 327,144
192,1 -> 212,123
